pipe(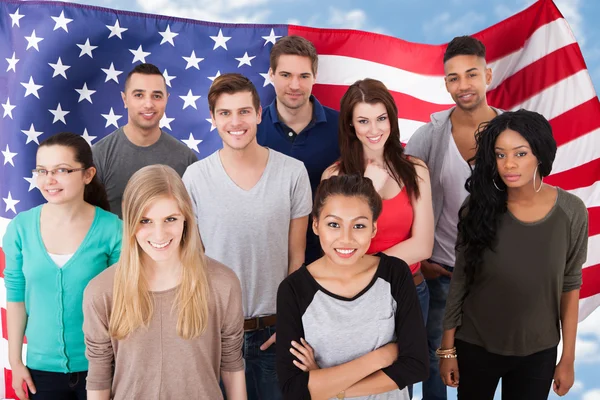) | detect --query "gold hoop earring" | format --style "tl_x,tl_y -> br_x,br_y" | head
533,165 -> 543,193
